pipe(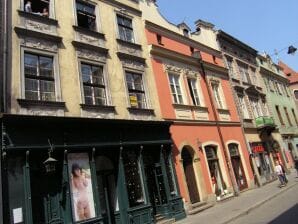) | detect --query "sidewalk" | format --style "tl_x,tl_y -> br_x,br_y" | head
176,170 -> 298,224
